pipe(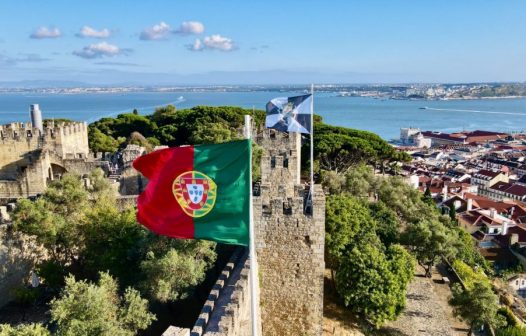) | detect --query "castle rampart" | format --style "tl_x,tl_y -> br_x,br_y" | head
0,113 -> 97,203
